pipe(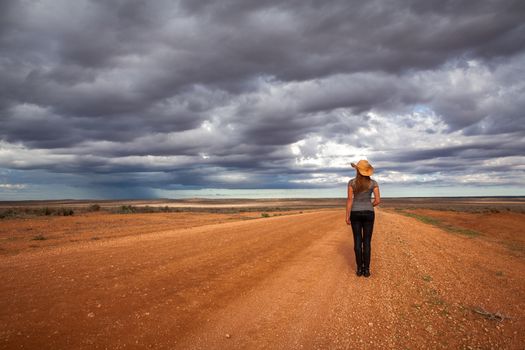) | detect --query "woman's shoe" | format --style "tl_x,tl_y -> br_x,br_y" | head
363,268 -> 370,277
356,266 -> 364,276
